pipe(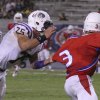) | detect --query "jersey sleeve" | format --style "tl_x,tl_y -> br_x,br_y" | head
14,23 -> 33,39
